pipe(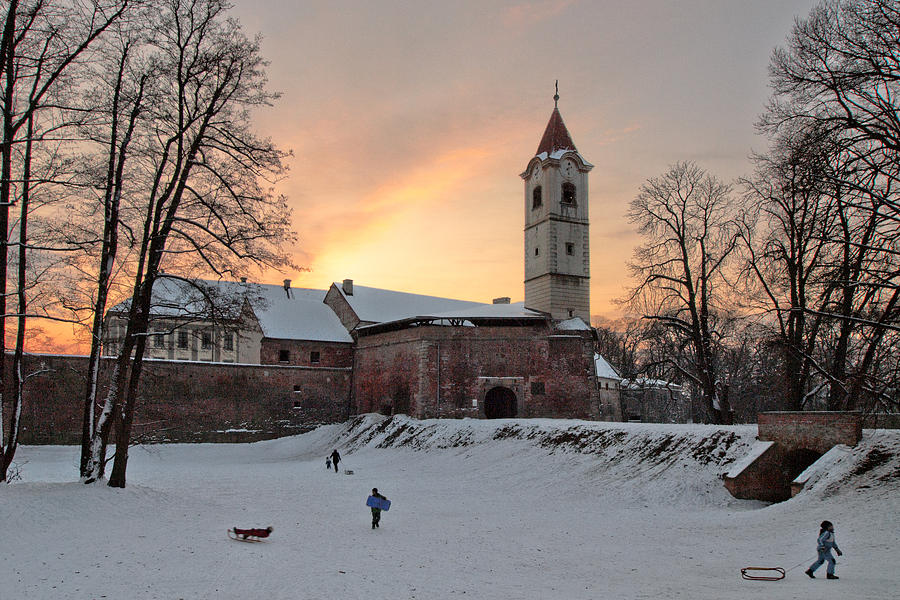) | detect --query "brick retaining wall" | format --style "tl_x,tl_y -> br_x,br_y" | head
758,411 -> 862,452
4,354 -> 352,444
